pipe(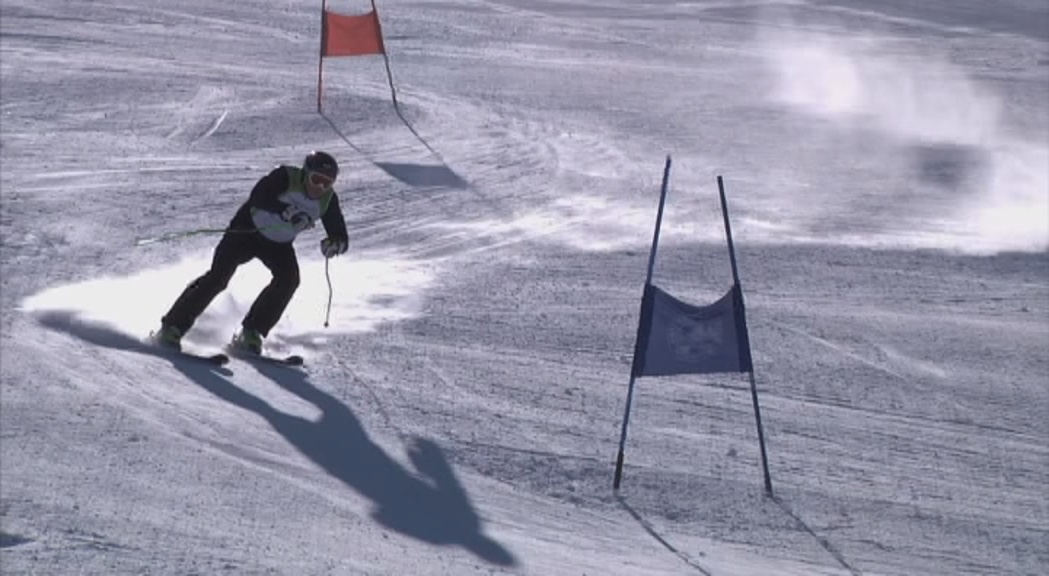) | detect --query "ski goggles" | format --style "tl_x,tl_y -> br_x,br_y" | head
307,171 -> 335,190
